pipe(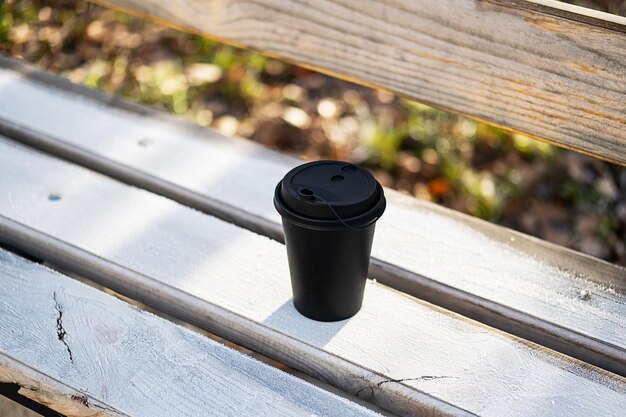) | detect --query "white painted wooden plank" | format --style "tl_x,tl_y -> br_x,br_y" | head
0,58 -> 624,375
0,140 -> 624,417
0,249 -> 383,417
